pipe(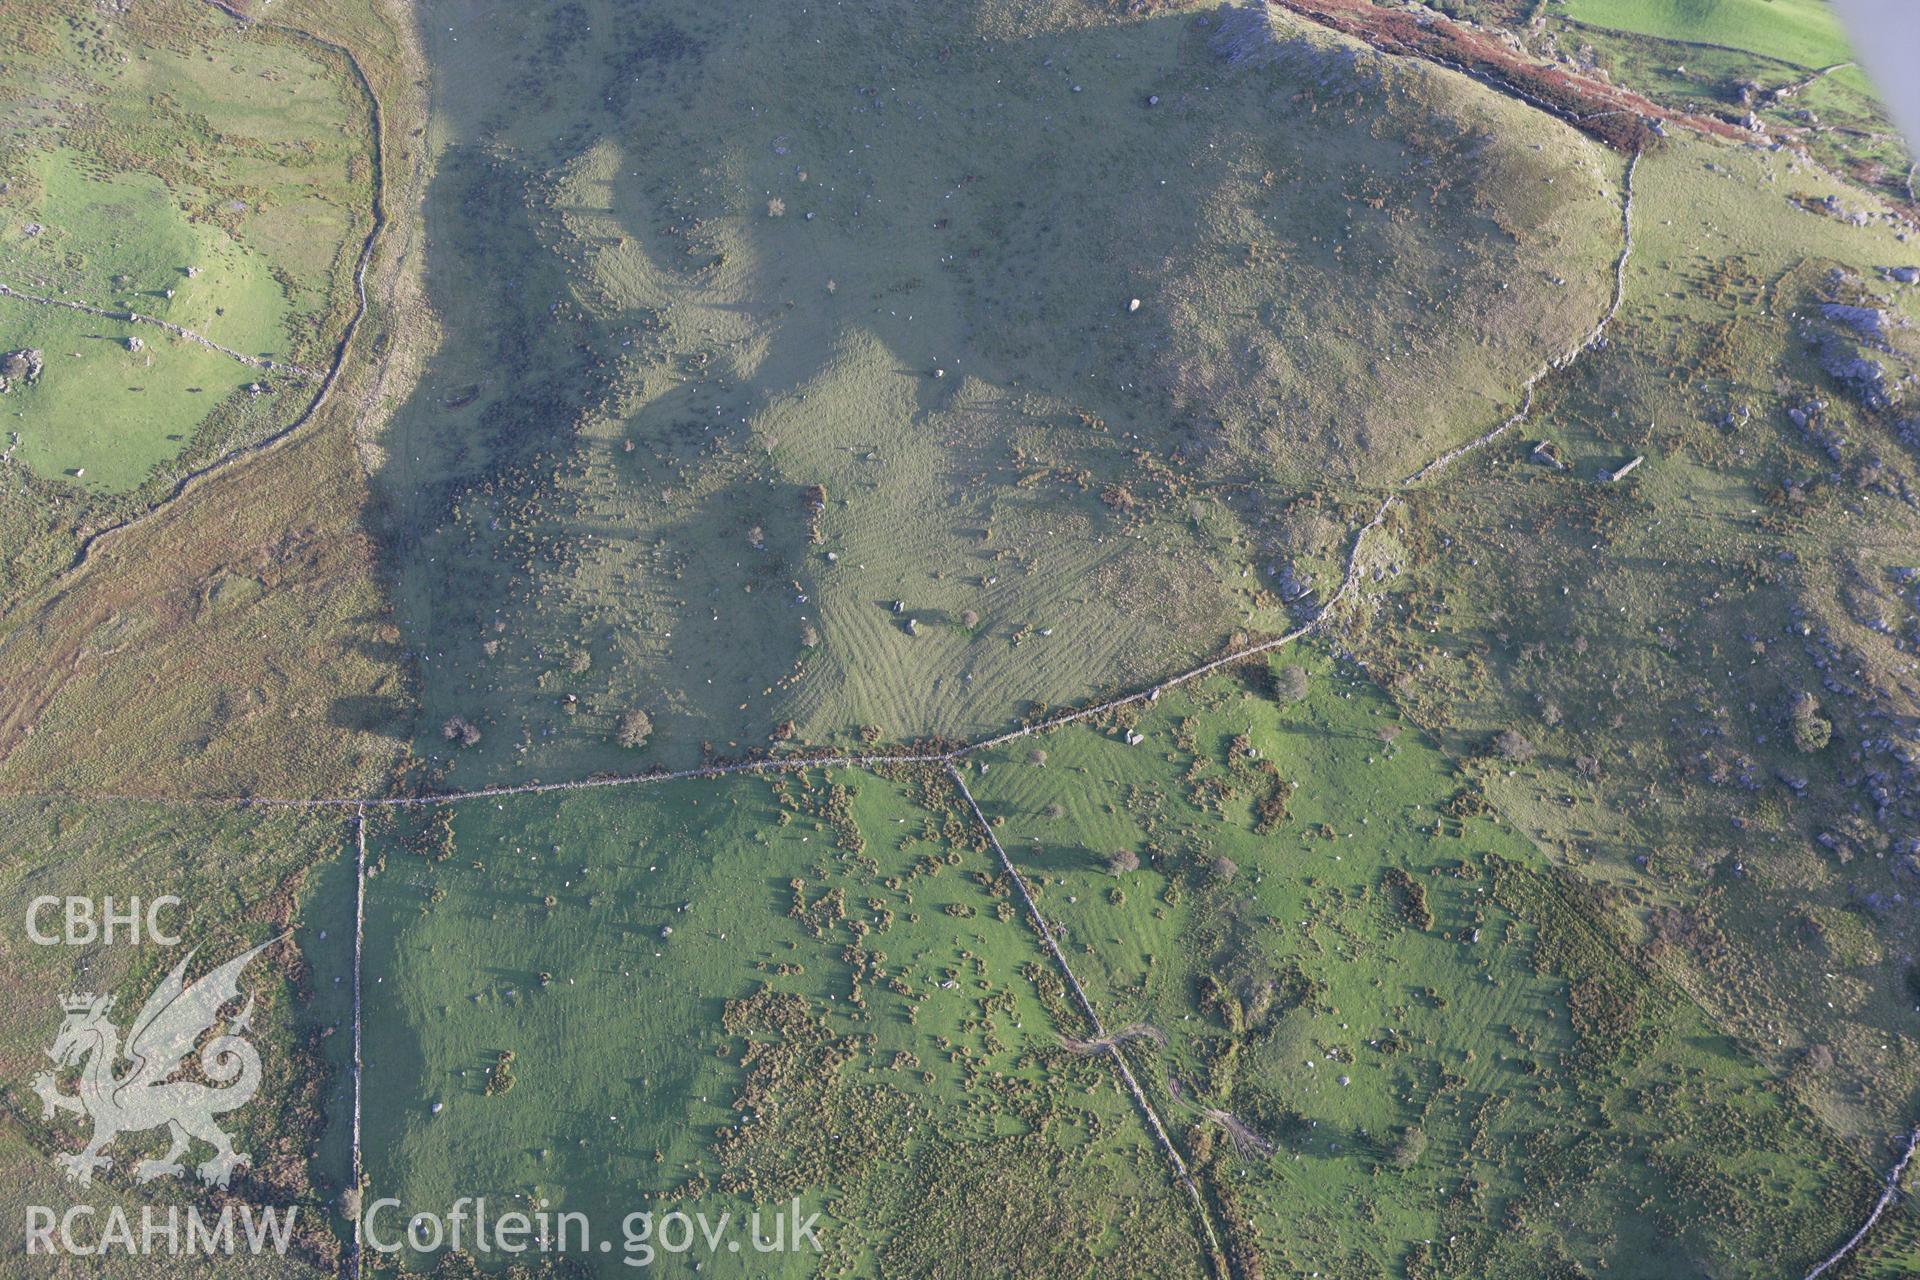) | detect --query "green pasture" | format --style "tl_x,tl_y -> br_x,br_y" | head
1560,0 -> 1855,70
361,773 -> 1204,1276
962,649 -> 1876,1277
